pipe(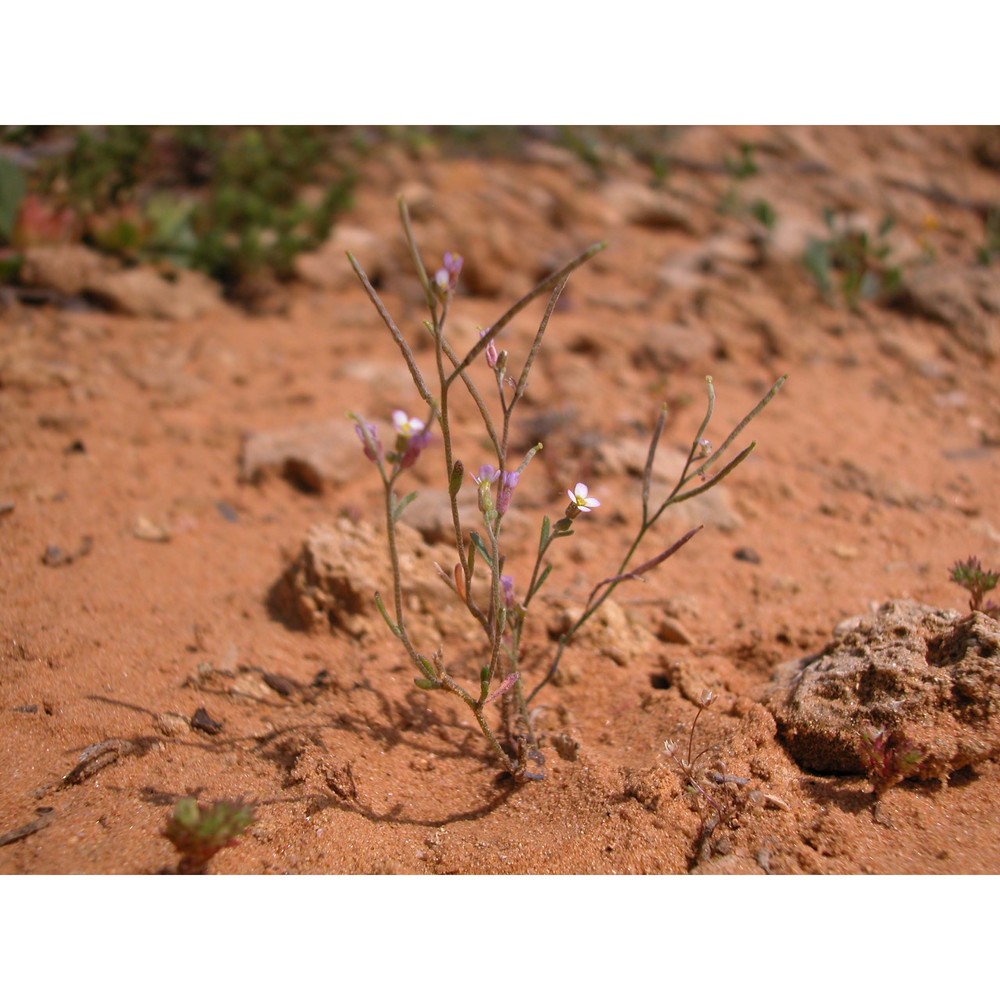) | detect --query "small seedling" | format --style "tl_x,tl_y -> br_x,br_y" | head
664,691 -> 748,861
349,199 -> 784,783
664,690 -> 724,815
949,555 -> 1000,619
164,797 -> 255,874
803,209 -> 902,310
724,142 -> 759,180
749,198 -> 777,231
857,726 -> 924,797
